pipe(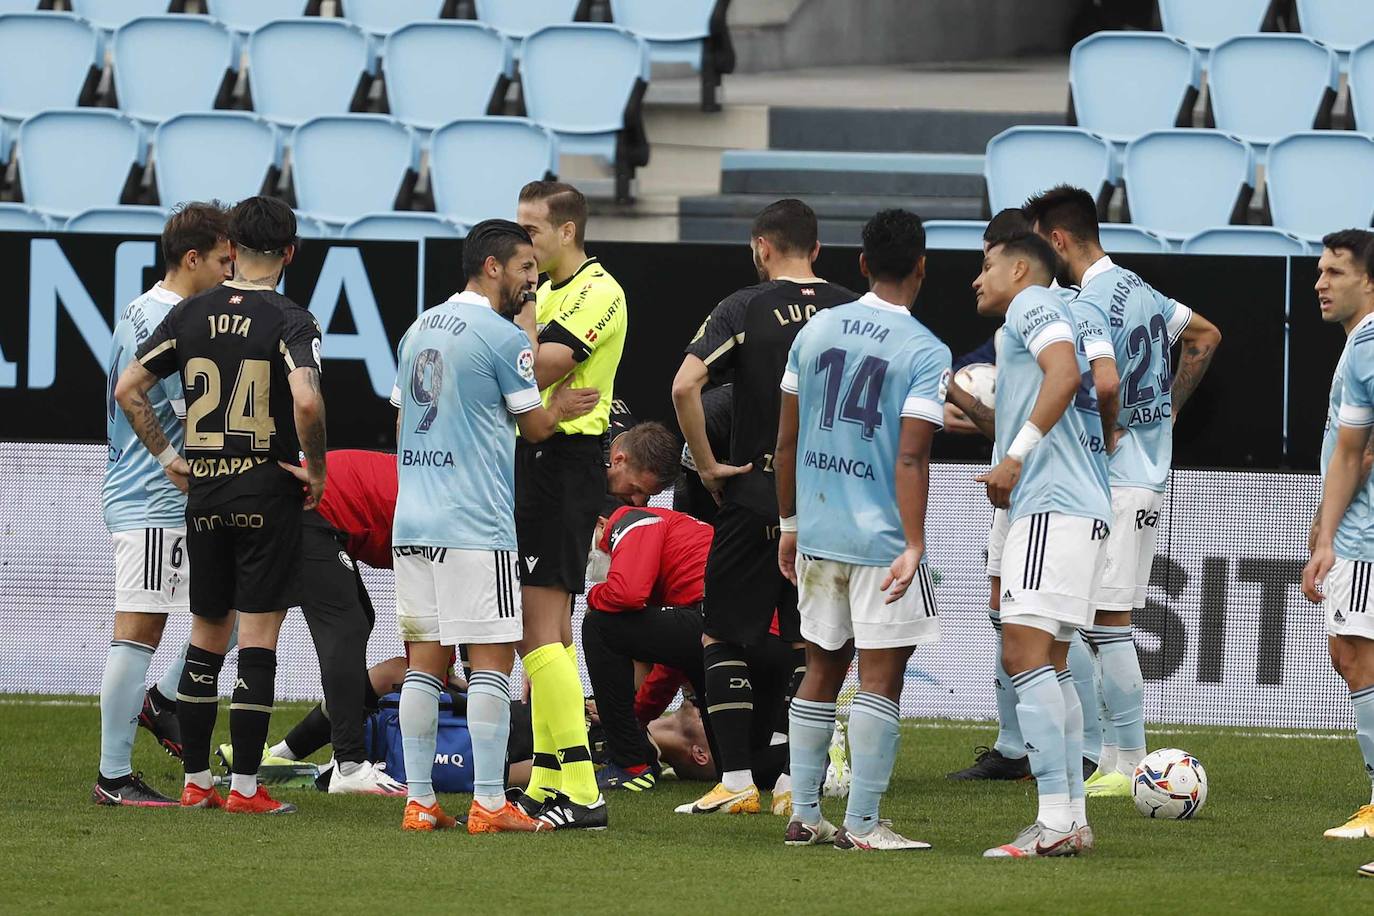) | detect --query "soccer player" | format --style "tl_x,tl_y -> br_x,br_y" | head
391,218 -> 599,833
512,181 -> 632,827
969,232 -> 1111,858
115,196 -> 326,815
1025,185 -> 1221,797
671,198 -> 857,815
1300,230 -> 1374,853
776,208 -> 949,850
93,202 -> 234,807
